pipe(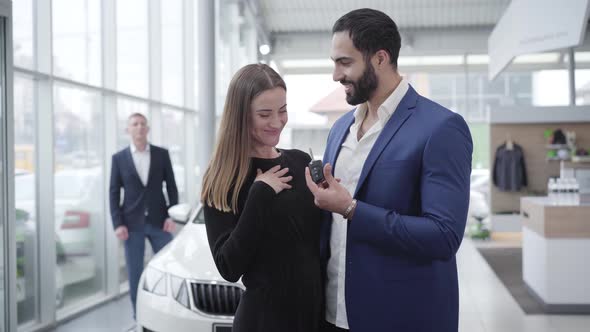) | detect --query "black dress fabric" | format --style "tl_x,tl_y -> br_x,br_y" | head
204,149 -> 323,332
